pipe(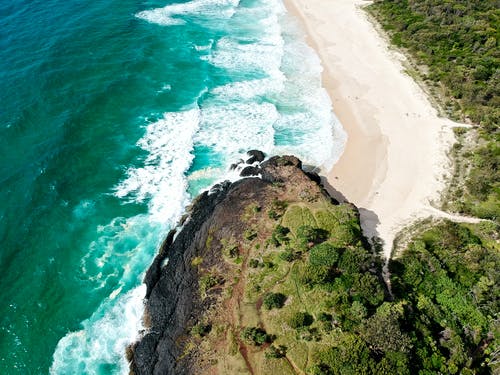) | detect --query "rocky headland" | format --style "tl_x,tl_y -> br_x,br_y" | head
128,153 -> 380,374
128,152 -> 498,375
